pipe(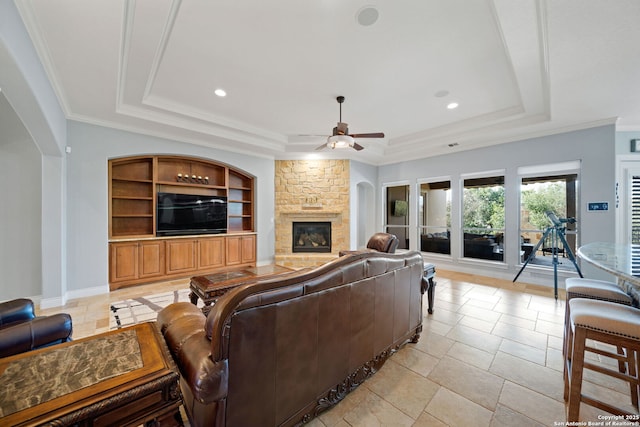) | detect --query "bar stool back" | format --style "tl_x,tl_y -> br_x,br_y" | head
564,298 -> 640,421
